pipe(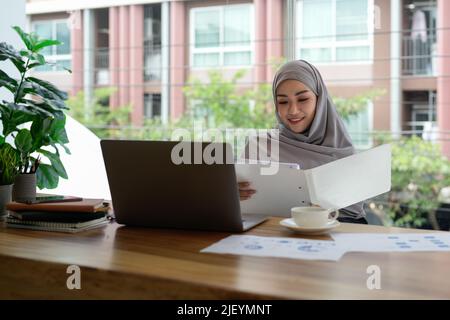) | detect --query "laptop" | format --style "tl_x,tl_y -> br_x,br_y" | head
101,140 -> 267,232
